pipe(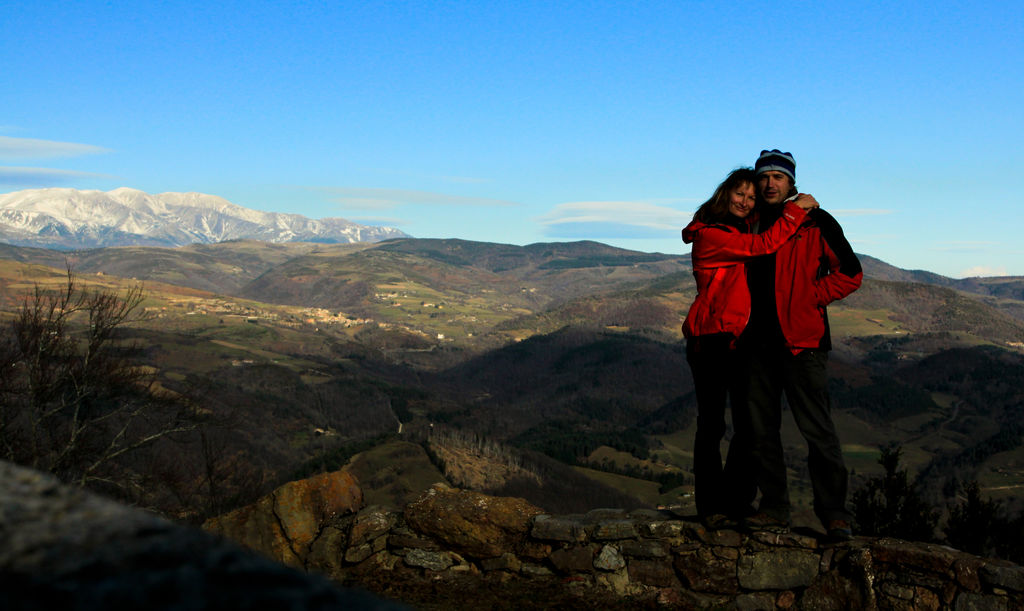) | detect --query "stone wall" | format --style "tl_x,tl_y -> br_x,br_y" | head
5,457 -> 1024,610
212,480 -> 1024,610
